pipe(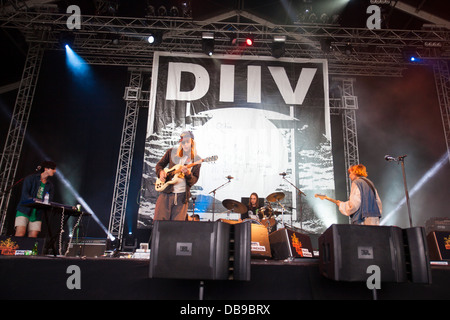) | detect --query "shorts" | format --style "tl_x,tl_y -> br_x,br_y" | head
14,215 -> 42,232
